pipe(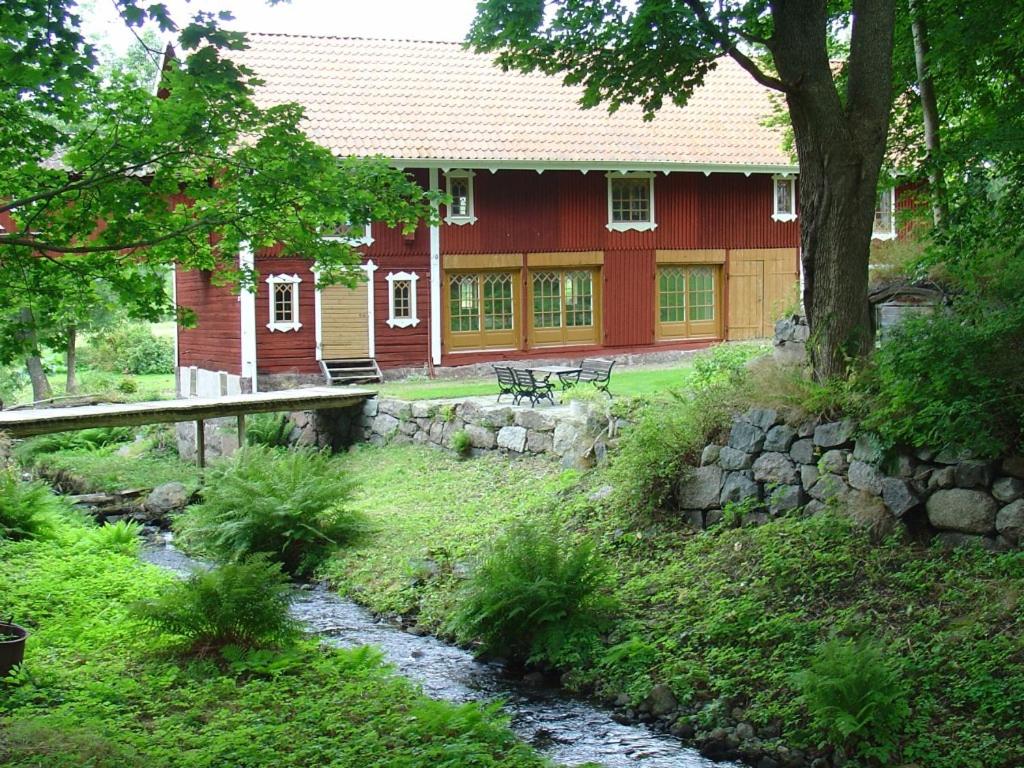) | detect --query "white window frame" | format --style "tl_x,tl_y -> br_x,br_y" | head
872,187 -> 897,241
772,175 -> 797,222
606,171 -> 657,232
322,222 -> 374,247
266,274 -> 302,332
385,271 -> 420,328
444,170 -> 477,225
